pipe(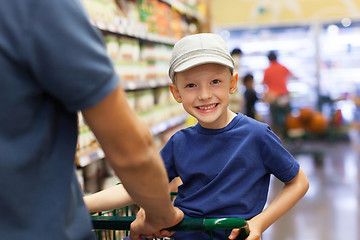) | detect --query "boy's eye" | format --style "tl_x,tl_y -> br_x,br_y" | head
212,79 -> 220,84
186,83 -> 196,88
